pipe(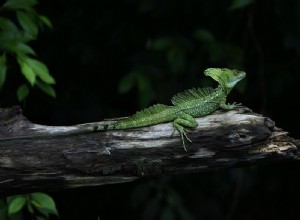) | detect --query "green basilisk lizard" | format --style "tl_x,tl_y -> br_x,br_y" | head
95,68 -> 246,150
